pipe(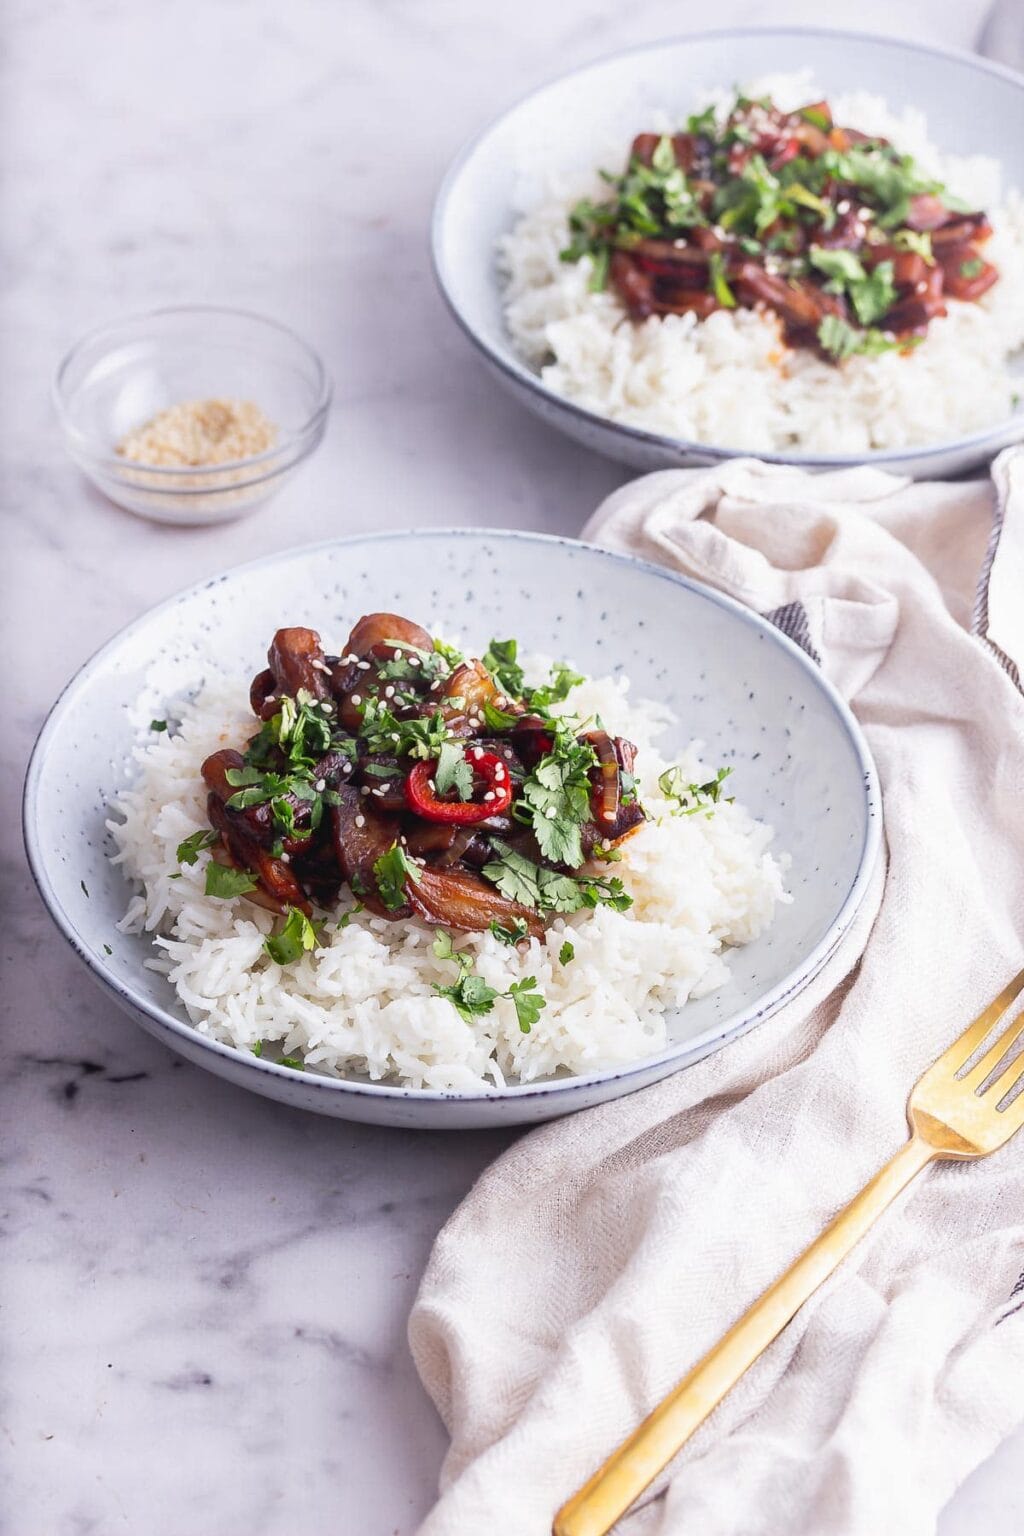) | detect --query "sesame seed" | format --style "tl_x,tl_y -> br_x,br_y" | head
390,732 -> 401,743
321,701 -> 334,715
430,680 -> 442,692
115,397 -> 277,468
484,791 -> 496,802
392,649 -> 402,660
280,851 -> 291,863
315,779 -> 326,792
342,762 -> 352,774
495,694 -> 506,707
546,806 -> 557,818
472,748 -> 484,760
357,660 -> 371,671
601,810 -> 616,822
355,814 -> 365,828
311,658 -> 331,673
384,686 -> 395,699
351,694 -> 362,707
409,656 -> 421,667
378,783 -> 390,793
360,785 -> 371,796
428,779 -> 437,791
493,766 -> 505,781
